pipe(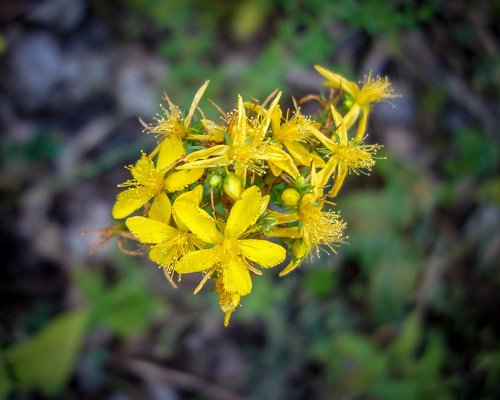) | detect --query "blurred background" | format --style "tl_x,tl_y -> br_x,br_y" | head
0,0 -> 499,399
